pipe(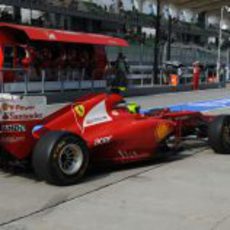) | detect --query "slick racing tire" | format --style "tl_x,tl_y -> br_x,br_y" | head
32,131 -> 89,185
208,115 -> 230,154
